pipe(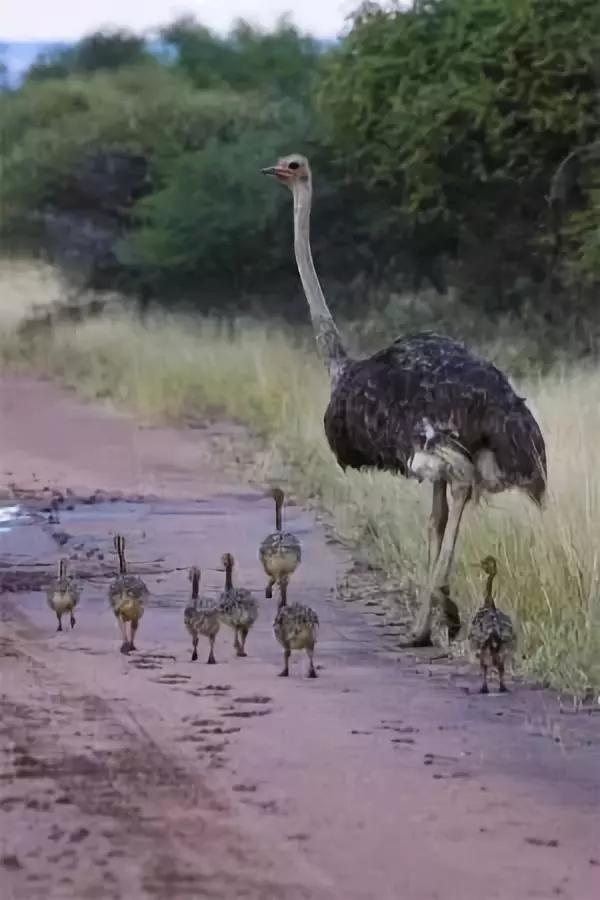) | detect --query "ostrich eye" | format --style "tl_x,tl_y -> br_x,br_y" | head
288,161 -> 300,170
